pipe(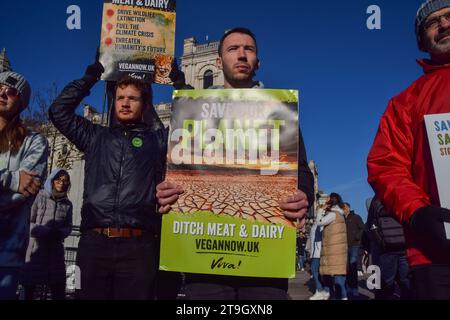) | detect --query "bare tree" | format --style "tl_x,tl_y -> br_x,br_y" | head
22,82 -> 58,132
22,82 -> 75,172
